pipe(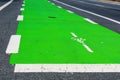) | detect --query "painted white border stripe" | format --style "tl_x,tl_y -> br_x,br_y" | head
17,15 -> 24,21
67,10 -> 73,13
15,64 -> 120,72
53,0 -> 120,25
20,8 -> 24,11
52,3 -> 55,5
23,1 -> 25,3
58,6 -> 62,8
84,18 -> 97,24
6,35 -> 21,54
22,4 -> 25,6
0,0 -> 13,11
